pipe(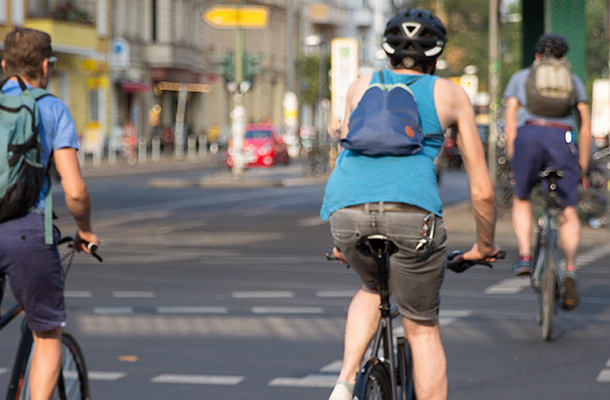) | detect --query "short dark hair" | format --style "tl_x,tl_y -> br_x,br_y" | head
535,33 -> 569,58
3,27 -> 52,80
